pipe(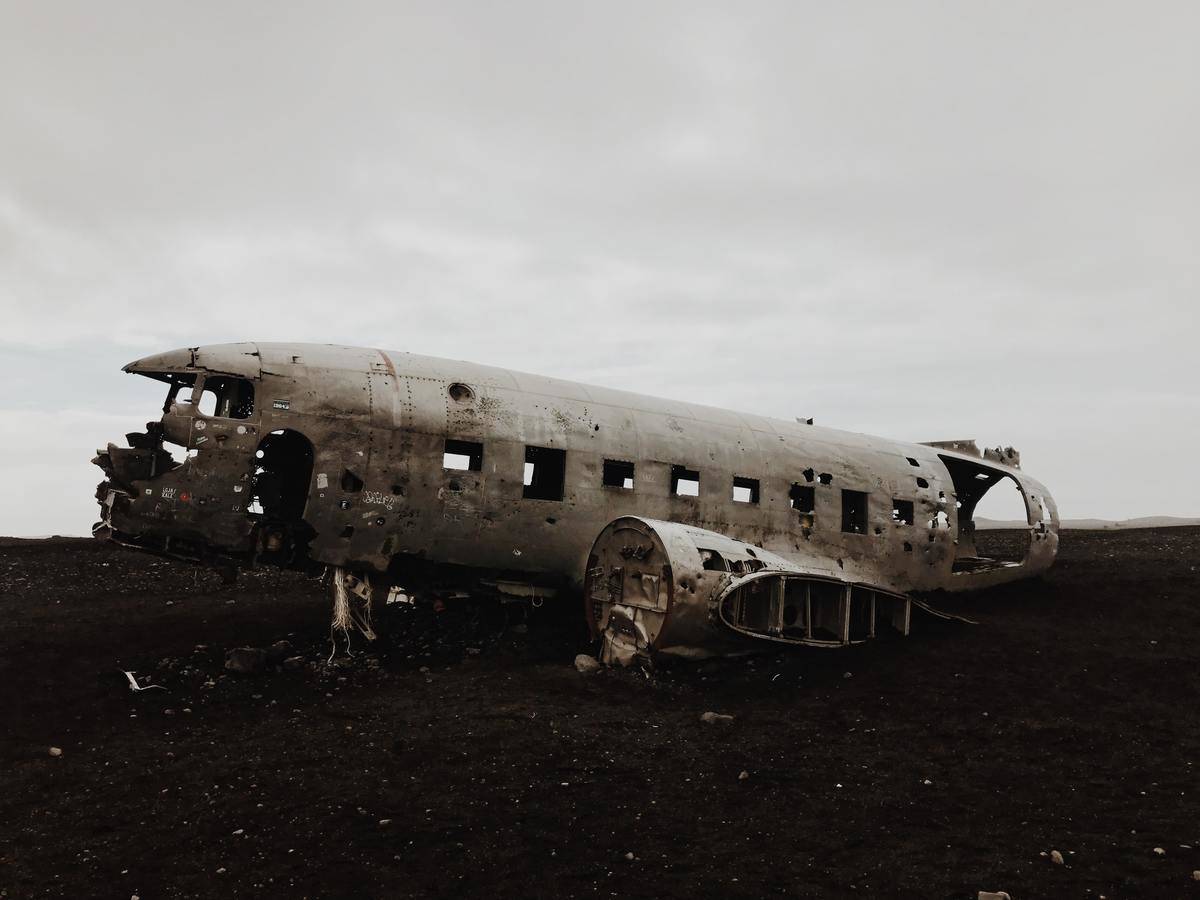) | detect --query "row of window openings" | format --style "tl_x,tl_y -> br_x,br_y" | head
442,440 -> 933,530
